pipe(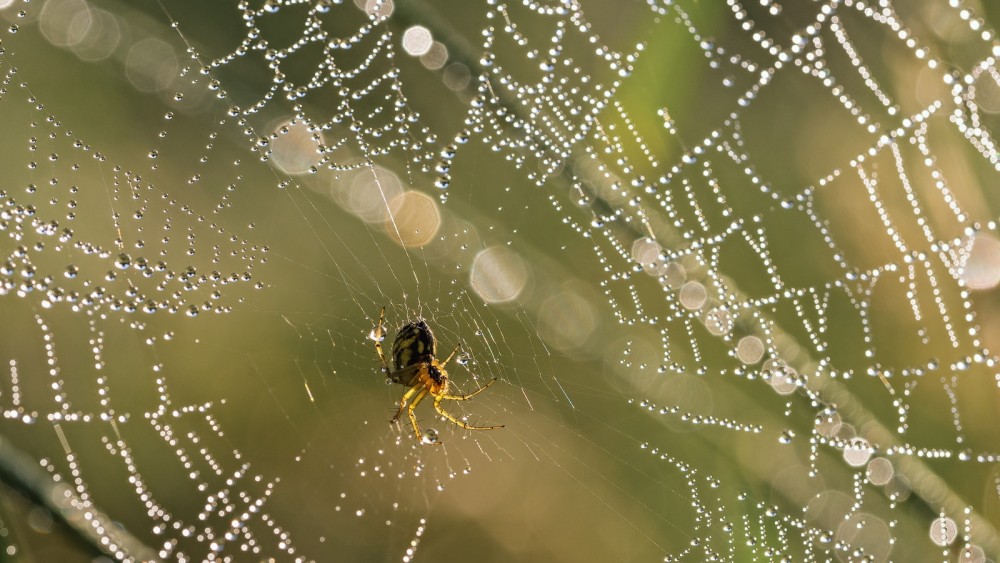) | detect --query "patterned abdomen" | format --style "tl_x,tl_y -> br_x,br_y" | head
392,319 -> 436,371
